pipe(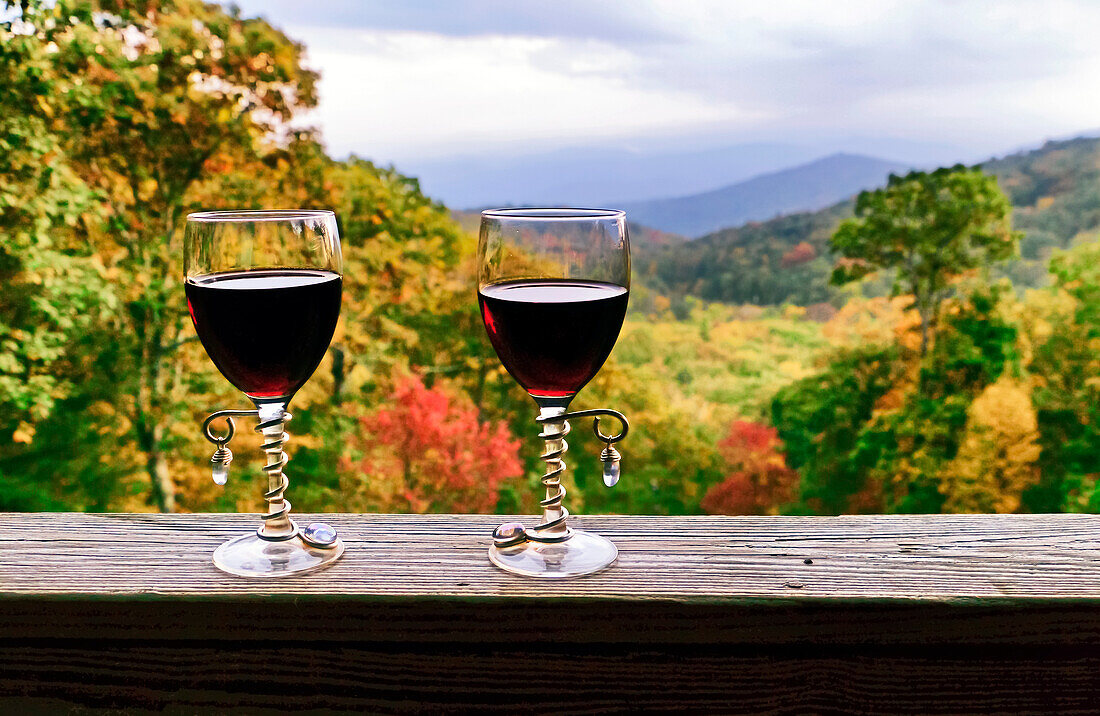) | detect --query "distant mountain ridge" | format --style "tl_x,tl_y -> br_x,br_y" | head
403,135 -> 974,210
635,135 -> 1100,306
408,142 -> 830,209
622,153 -> 910,238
